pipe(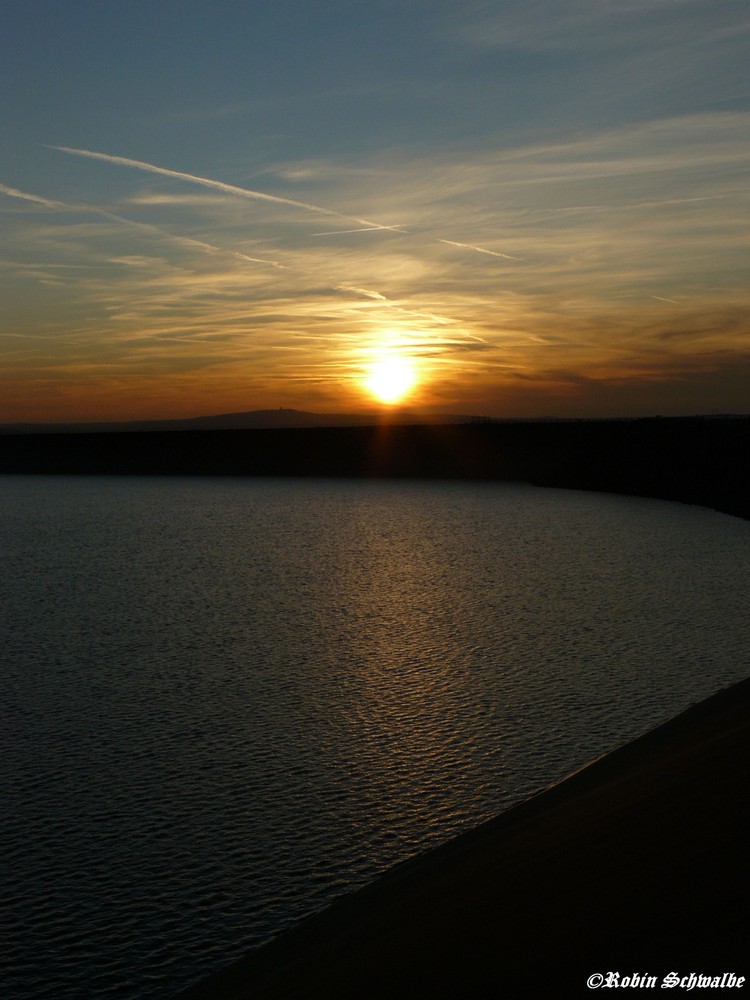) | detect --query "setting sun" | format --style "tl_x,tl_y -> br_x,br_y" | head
364,354 -> 418,404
